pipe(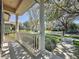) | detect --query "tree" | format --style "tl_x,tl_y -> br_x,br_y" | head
27,4 -> 39,31
23,21 -> 29,27
69,23 -> 78,31
44,0 -> 79,35
53,0 -> 79,16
